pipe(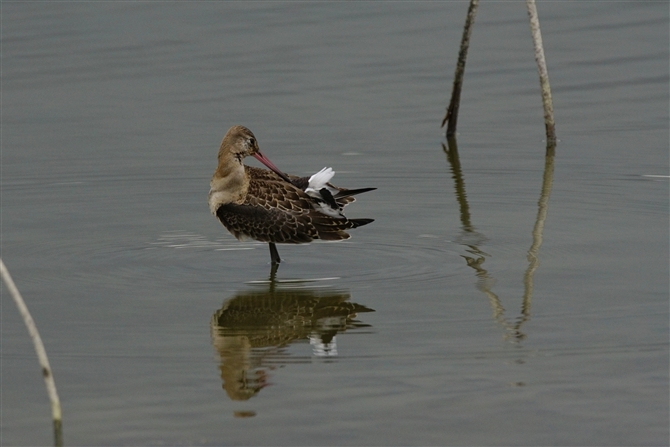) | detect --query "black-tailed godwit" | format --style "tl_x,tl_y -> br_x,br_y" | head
209,125 -> 375,266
